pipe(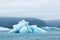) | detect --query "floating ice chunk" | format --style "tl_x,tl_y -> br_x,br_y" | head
49,27 -> 58,31
42,26 -> 50,30
0,27 -> 10,31
42,26 -> 58,31
9,20 -> 47,34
